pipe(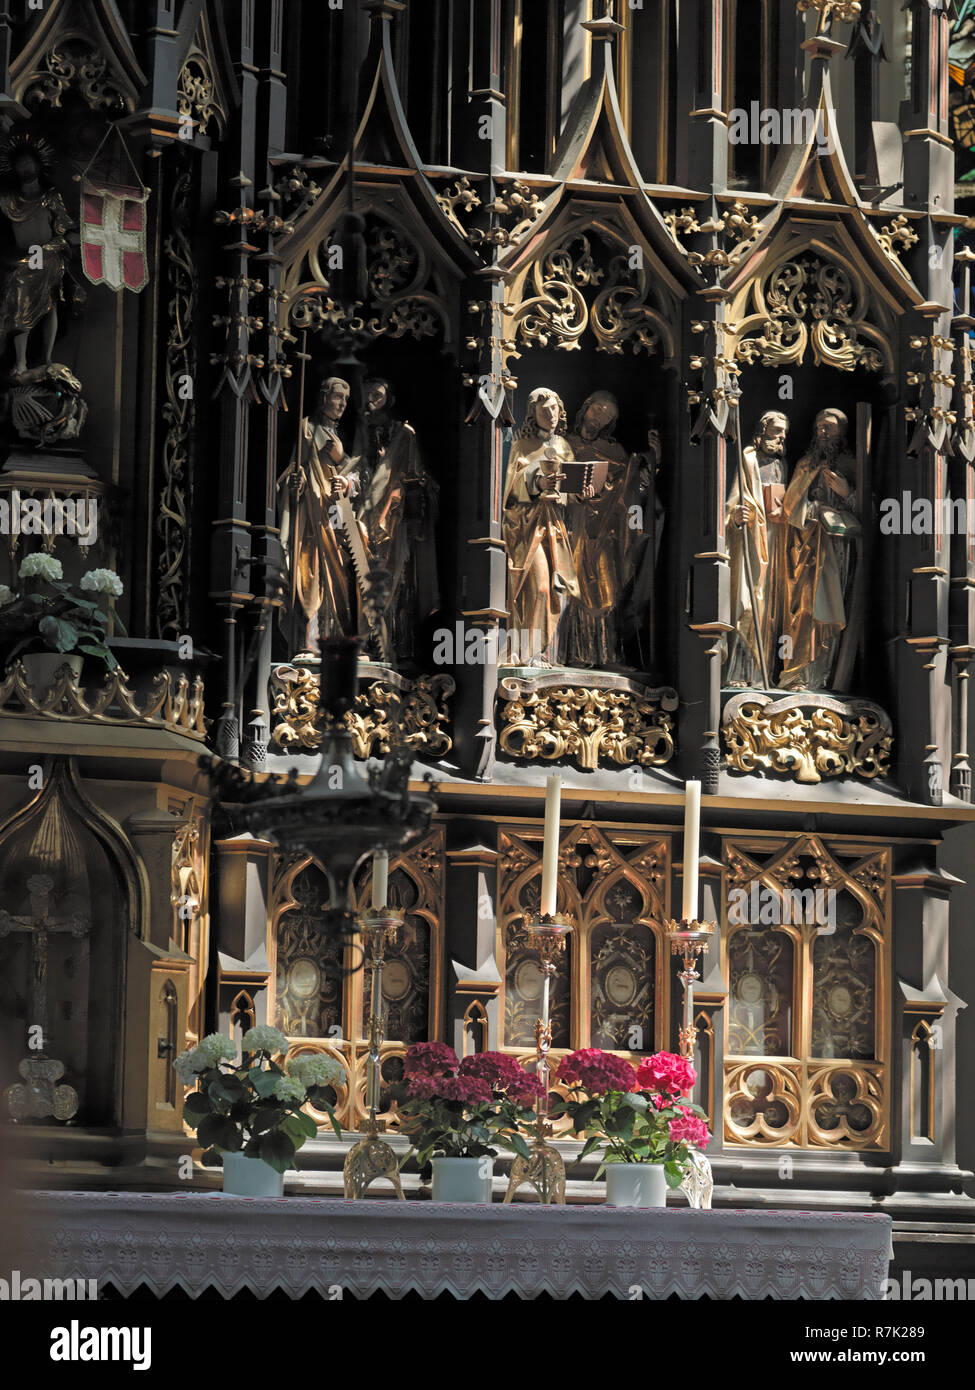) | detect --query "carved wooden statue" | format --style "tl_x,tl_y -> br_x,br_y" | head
565,390 -> 641,668
778,408 -> 862,692
278,376 -> 370,657
502,388 -> 580,665
352,377 -> 440,664
0,135 -> 73,379
724,410 -> 791,689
